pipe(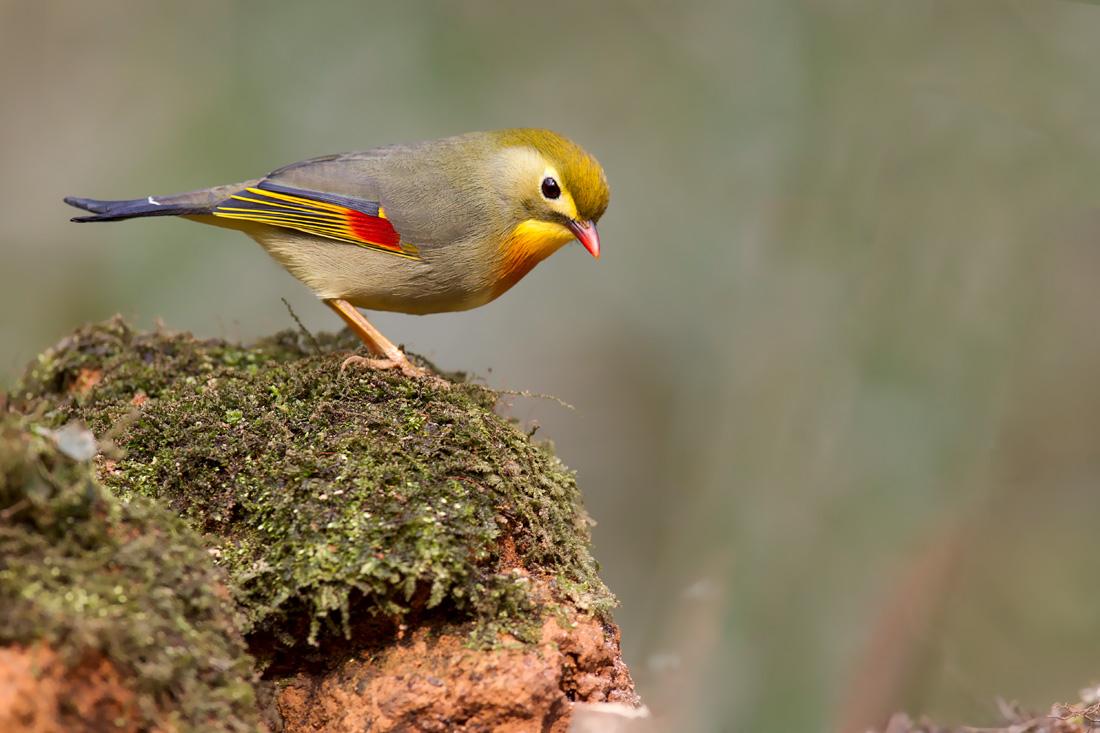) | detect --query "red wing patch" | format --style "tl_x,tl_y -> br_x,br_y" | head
212,181 -> 419,259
